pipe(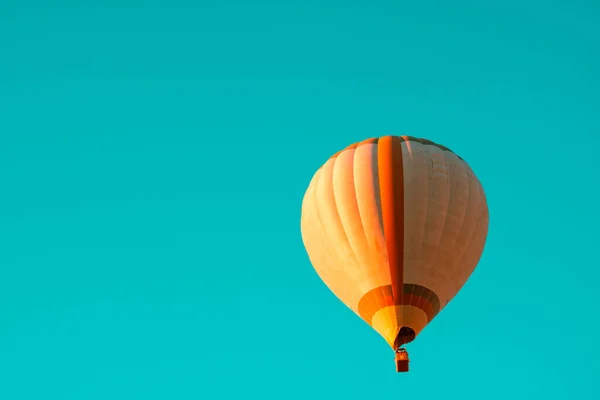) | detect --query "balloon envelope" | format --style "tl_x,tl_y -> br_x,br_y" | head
300,136 -> 489,353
